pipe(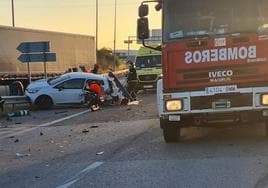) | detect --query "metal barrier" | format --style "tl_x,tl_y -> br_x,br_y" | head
1,96 -> 31,111
0,85 -> 10,96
